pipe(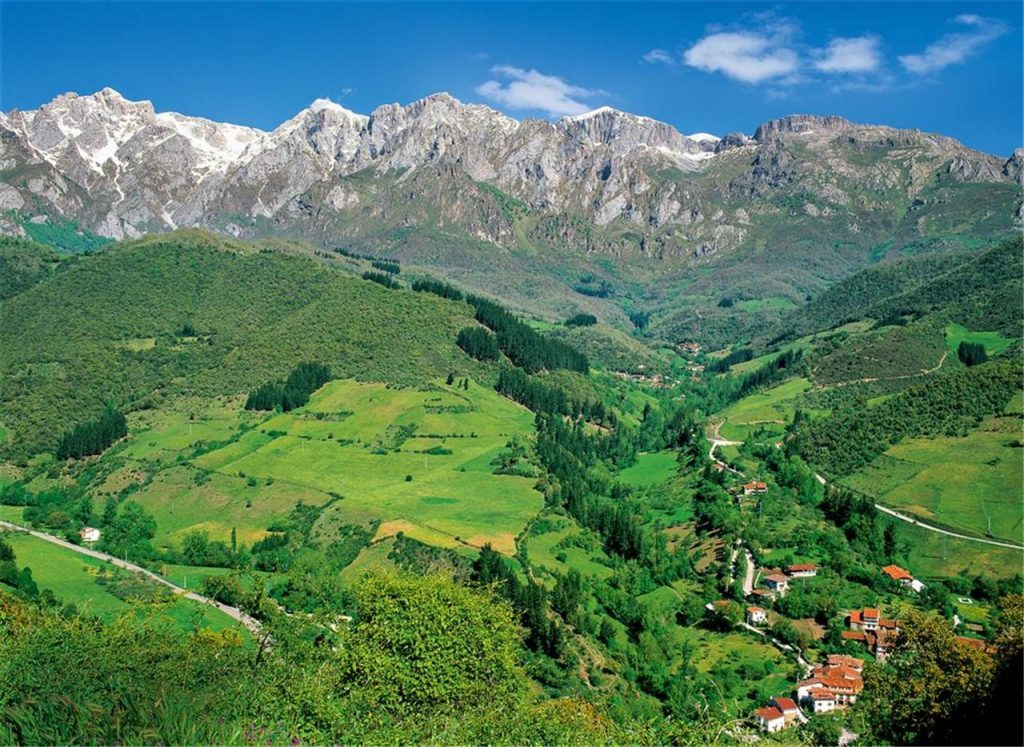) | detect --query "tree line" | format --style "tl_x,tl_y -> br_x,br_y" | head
466,294 -> 589,373
244,362 -> 332,412
56,405 -> 127,460
793,358 -> 1019,475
